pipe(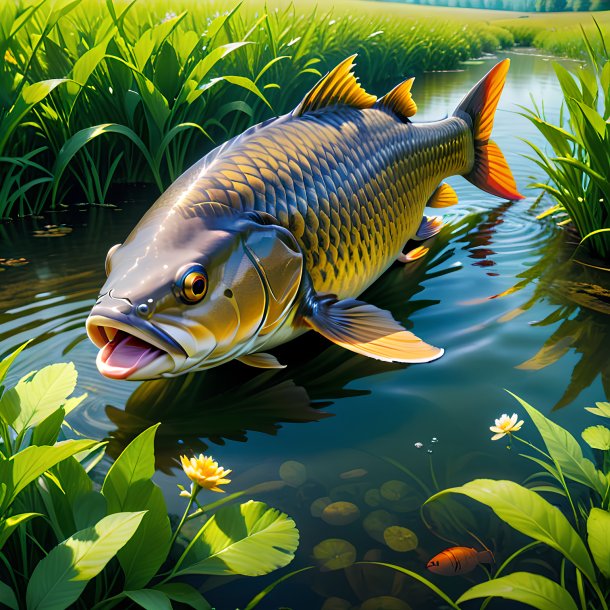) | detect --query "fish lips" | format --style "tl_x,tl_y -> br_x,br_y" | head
86,308 -> 188,380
